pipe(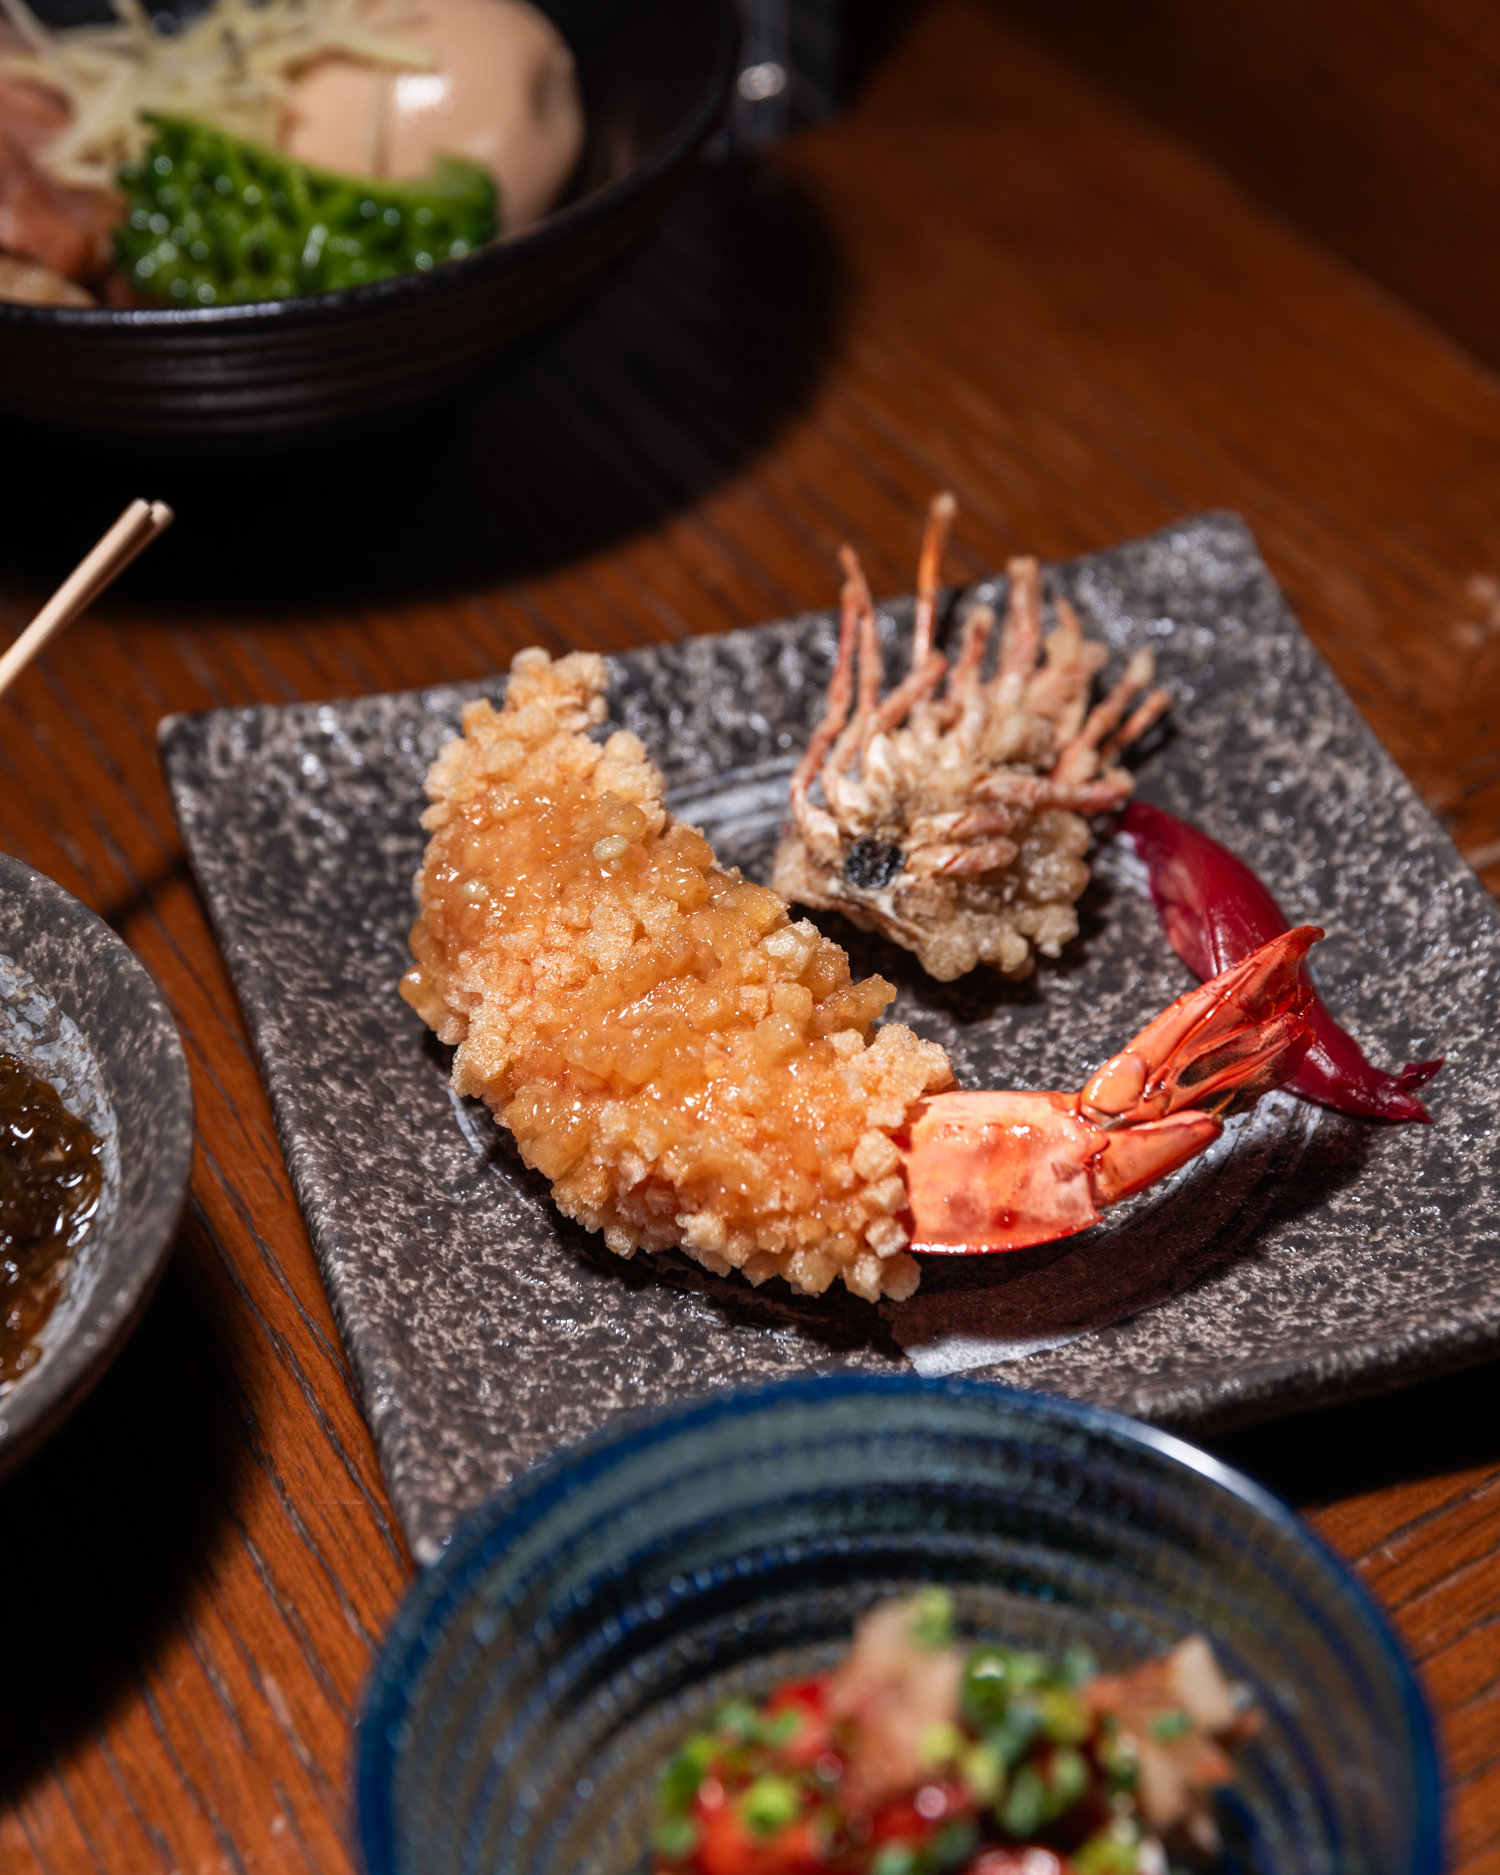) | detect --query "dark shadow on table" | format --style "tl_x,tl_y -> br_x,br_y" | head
0,1201 -> 363,1800
0,158 -> 845,613
1207,1356 -> 1500,1511
846,0 -> 927,95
